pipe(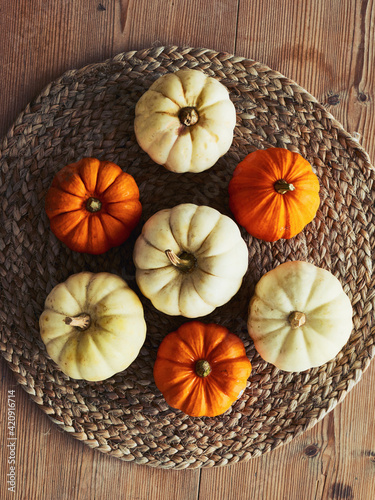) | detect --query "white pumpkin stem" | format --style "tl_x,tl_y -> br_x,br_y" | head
274,179 -> 295,194
165,249 -> 196,273
64,313 -> 91,330
288,311 -> 306,329
178,106 -> 199,127
195,359 -> 212,378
